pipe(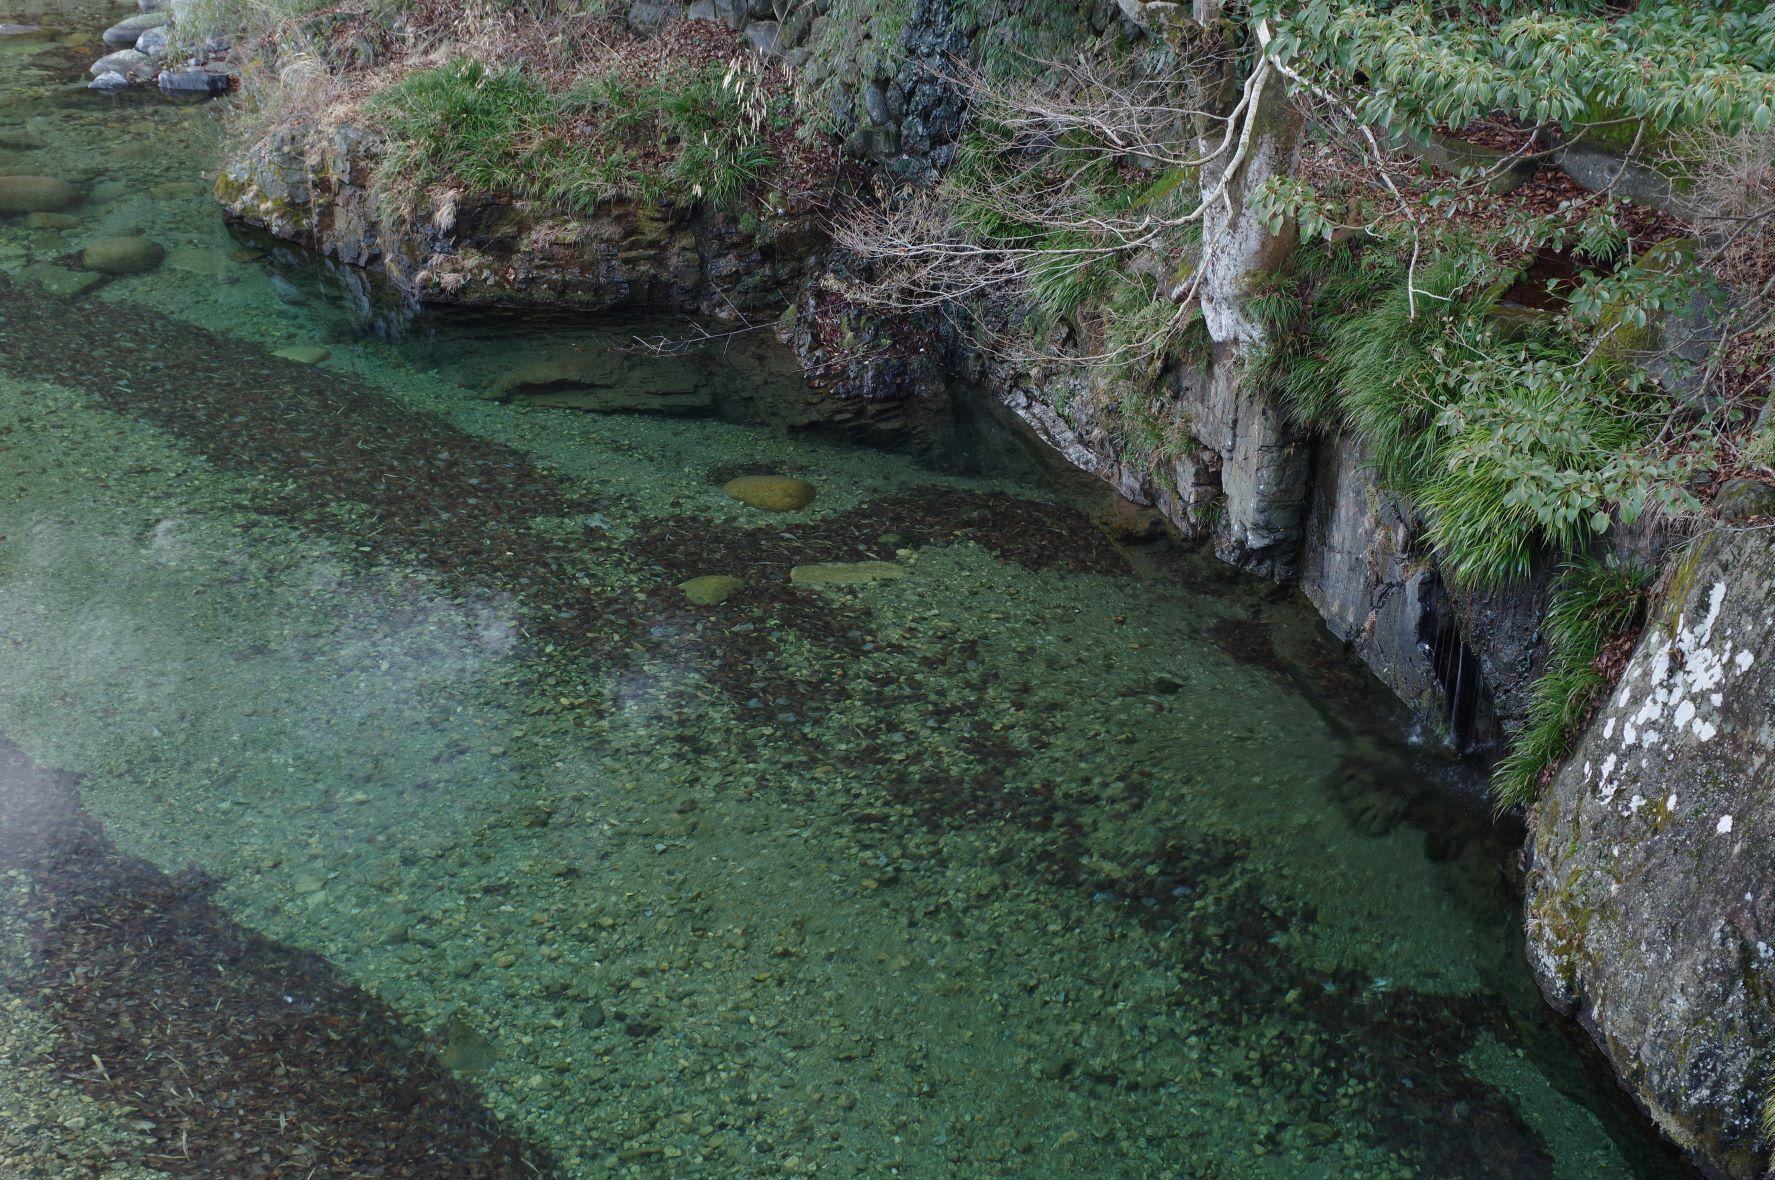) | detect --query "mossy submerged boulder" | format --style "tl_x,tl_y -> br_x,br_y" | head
0,175 -> 79,214
723,475 -> 816,511
81,237 -> 165,275
679,574 -> 742,605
